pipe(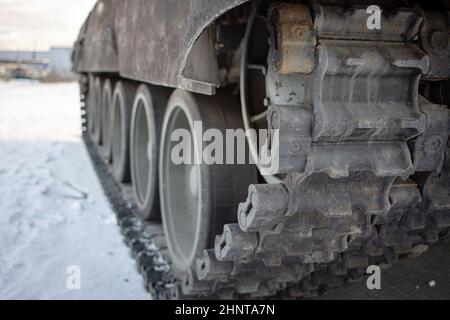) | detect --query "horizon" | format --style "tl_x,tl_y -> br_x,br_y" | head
0,0 -> 96,51
0,46 -> 73,52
